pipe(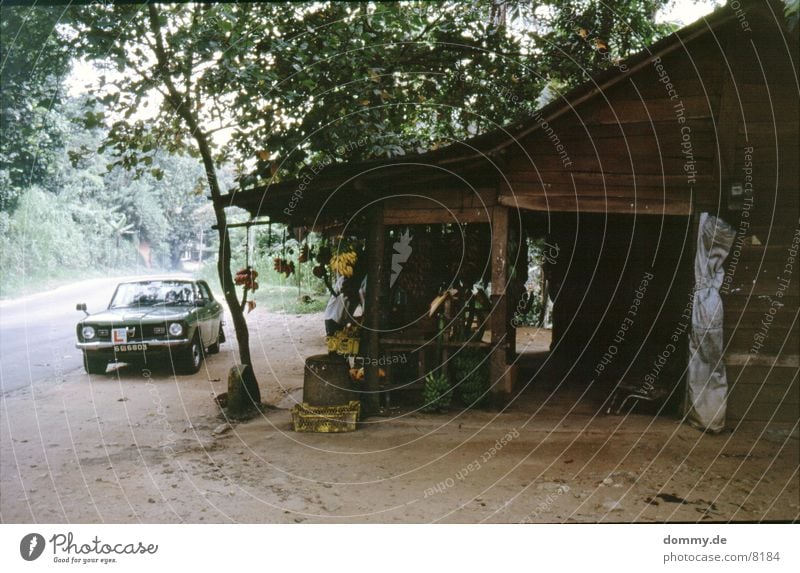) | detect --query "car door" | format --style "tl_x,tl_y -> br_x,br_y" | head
196,281 -> 221,346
